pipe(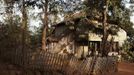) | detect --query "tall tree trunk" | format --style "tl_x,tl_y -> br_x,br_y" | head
42,0 -> 48,51
21,0 -> 28,55
102,0 -> 109,56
